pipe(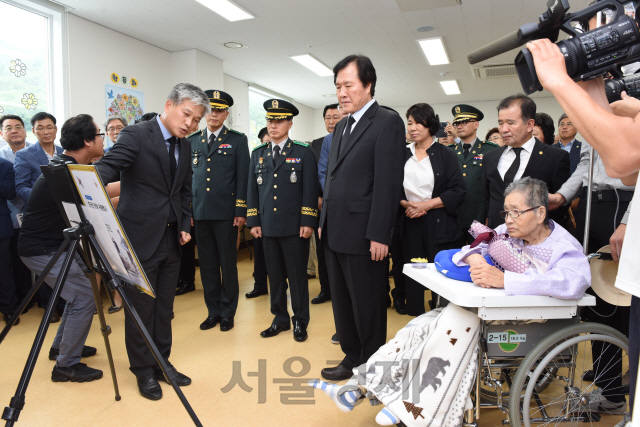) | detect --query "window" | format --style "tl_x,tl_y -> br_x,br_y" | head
248,86 -> 294,150
0,0 -> 66,141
